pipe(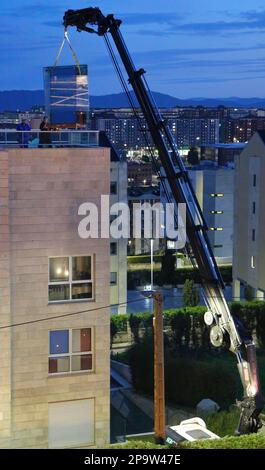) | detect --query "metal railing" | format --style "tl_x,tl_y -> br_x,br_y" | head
0,129 -> 100,148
